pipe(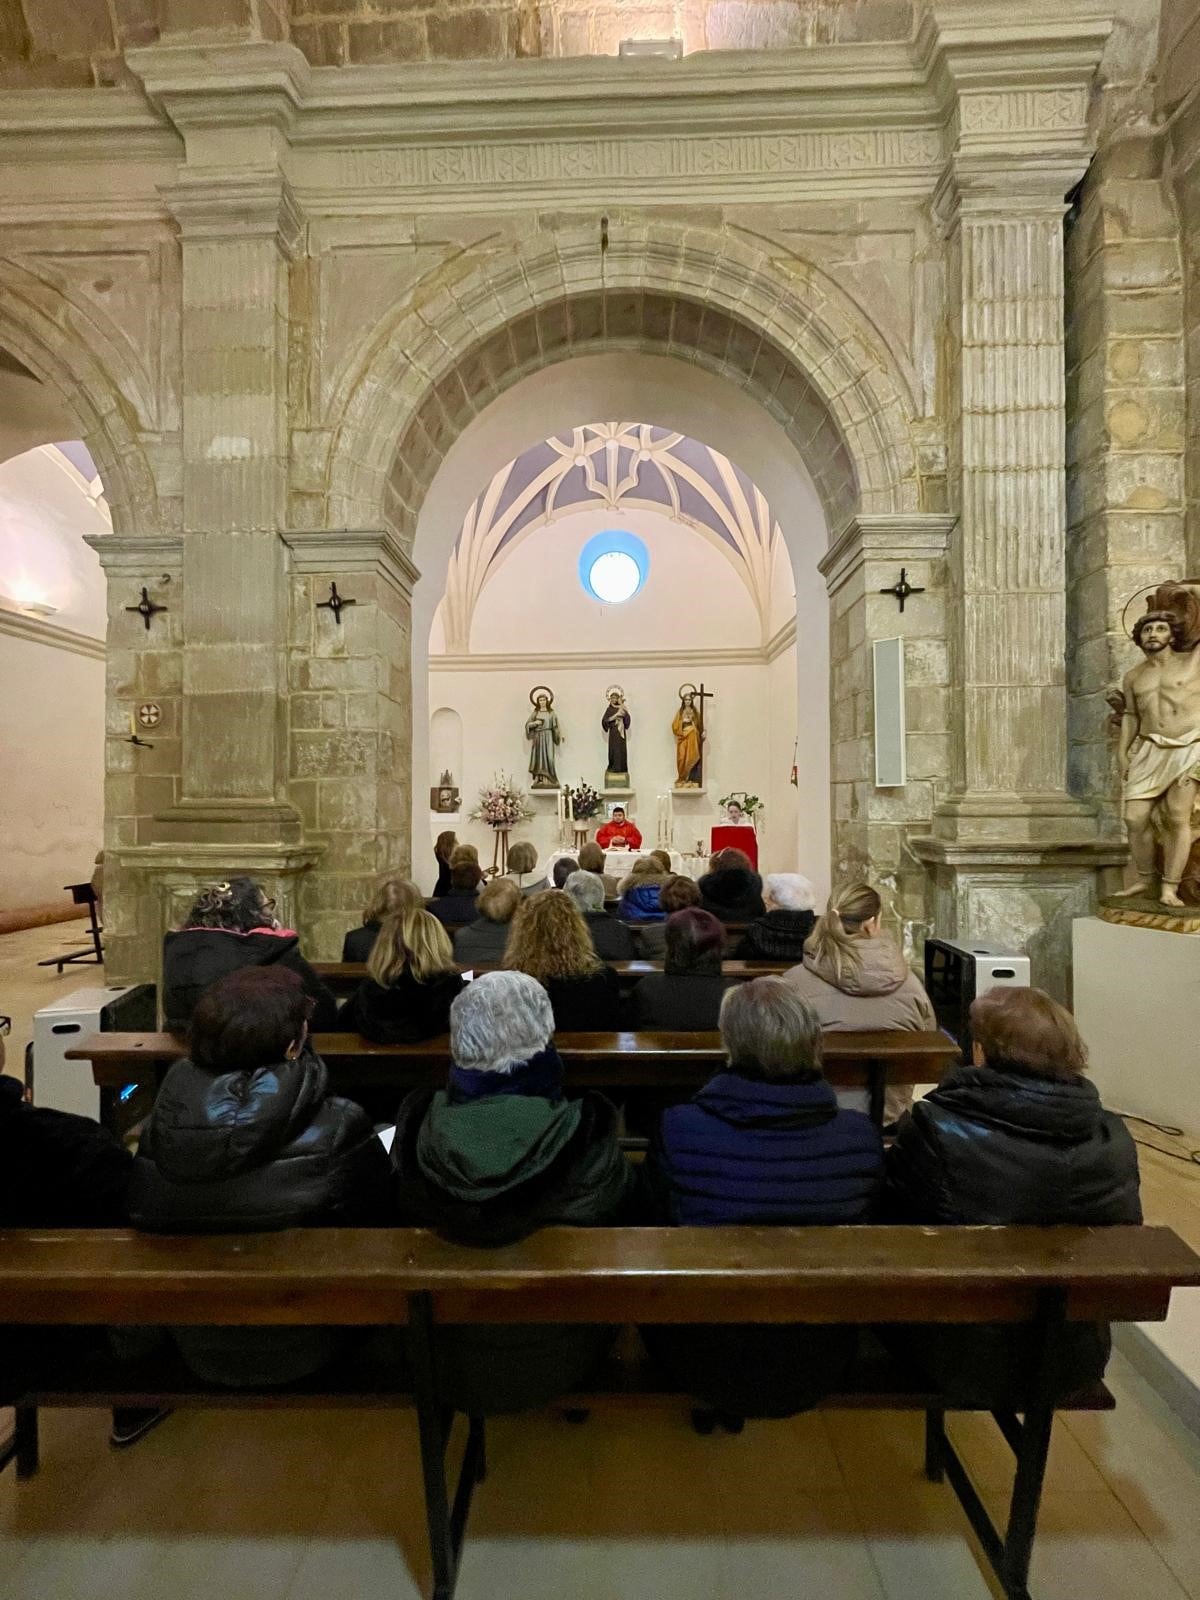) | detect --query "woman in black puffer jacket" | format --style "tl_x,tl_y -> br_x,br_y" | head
885,985 -> 1141,1407
130,966 -> 391,1387
698,848 -> 765,924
